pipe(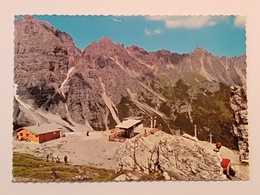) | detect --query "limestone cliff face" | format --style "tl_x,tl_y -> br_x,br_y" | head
14,15 -> 81,120
14,16 -> 248,150
230,85 -> 249,162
